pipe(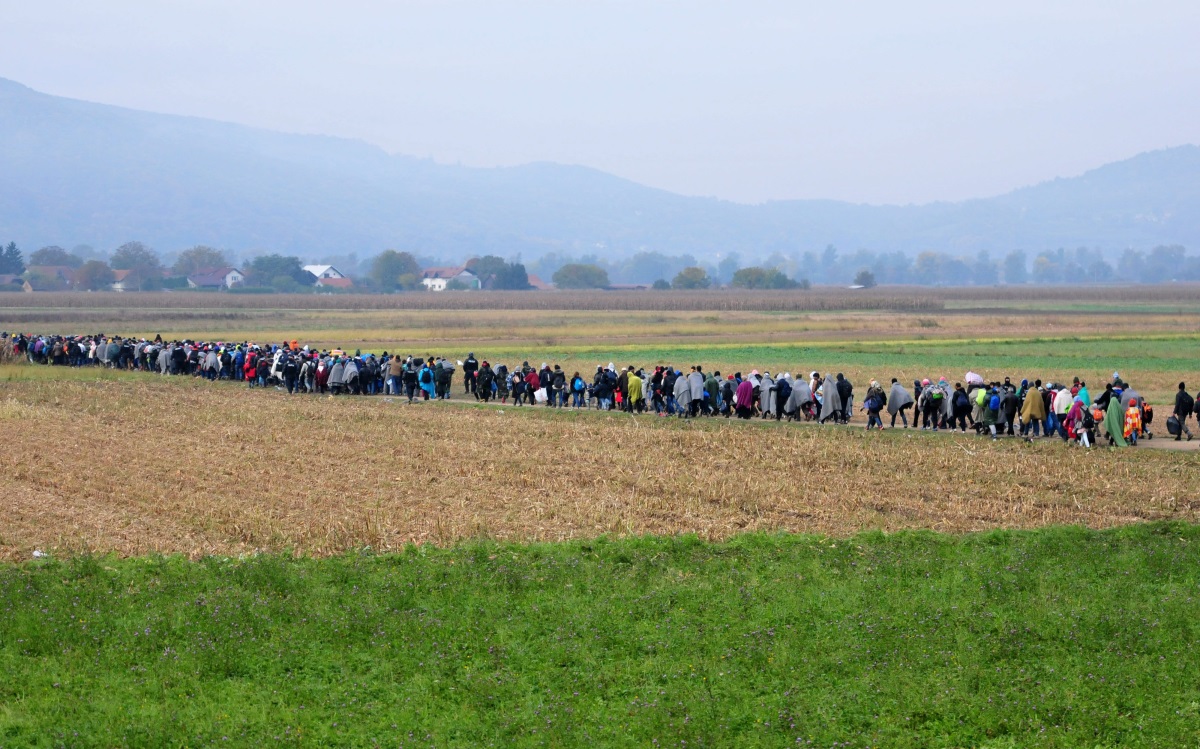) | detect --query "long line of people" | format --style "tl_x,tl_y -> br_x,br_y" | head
8,332 -> 1196,448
